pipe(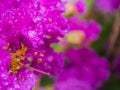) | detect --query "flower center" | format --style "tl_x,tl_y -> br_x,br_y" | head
8,43 -> 50,75
9,43 -> 27,74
